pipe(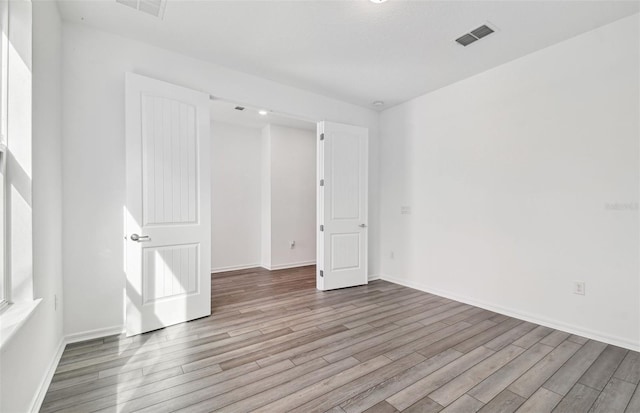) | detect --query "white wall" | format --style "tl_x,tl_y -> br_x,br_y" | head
260,125 -> 272,270
379,14 -> 640,350
268,124 -> 316,269
211,122 -> 316,272
210,122 -> 262,272
62,22 -> 379,336
0,1 -> 64,411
